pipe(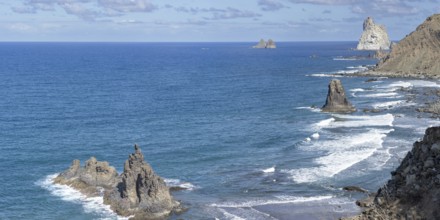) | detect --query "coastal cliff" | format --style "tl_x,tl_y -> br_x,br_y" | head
348,127 -> 440,219
54,145 -> 180,219
357,17 -> 391,50
373,14 -> 440,78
